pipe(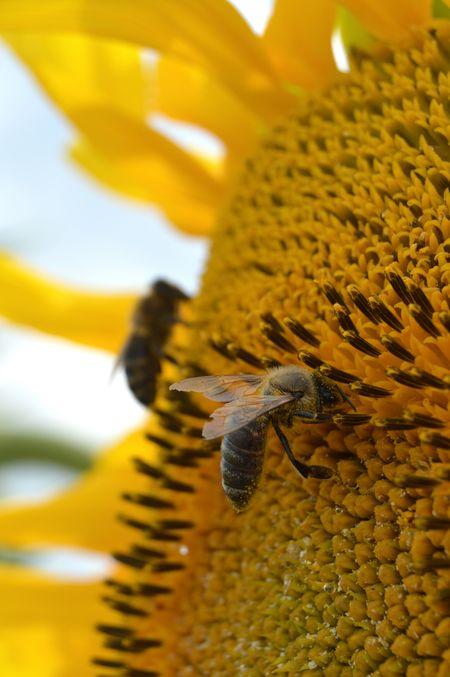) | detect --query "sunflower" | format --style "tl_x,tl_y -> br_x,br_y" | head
1,1 -> 450,675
